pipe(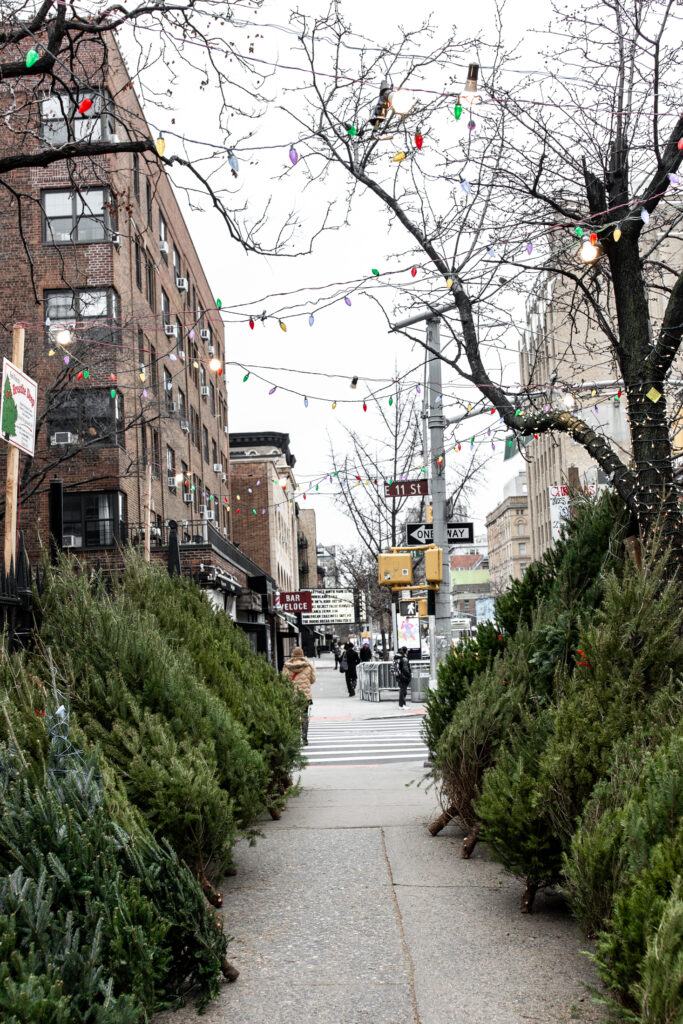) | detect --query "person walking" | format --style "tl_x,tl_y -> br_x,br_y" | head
341,641 -> 360,696
282,646 -> 316,745
332,639 -> 341,669
394,646 -> 412,708
359,640 -> 372,663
